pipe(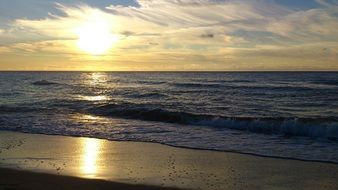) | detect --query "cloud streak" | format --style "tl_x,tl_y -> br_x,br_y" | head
0,0 -> 338,70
